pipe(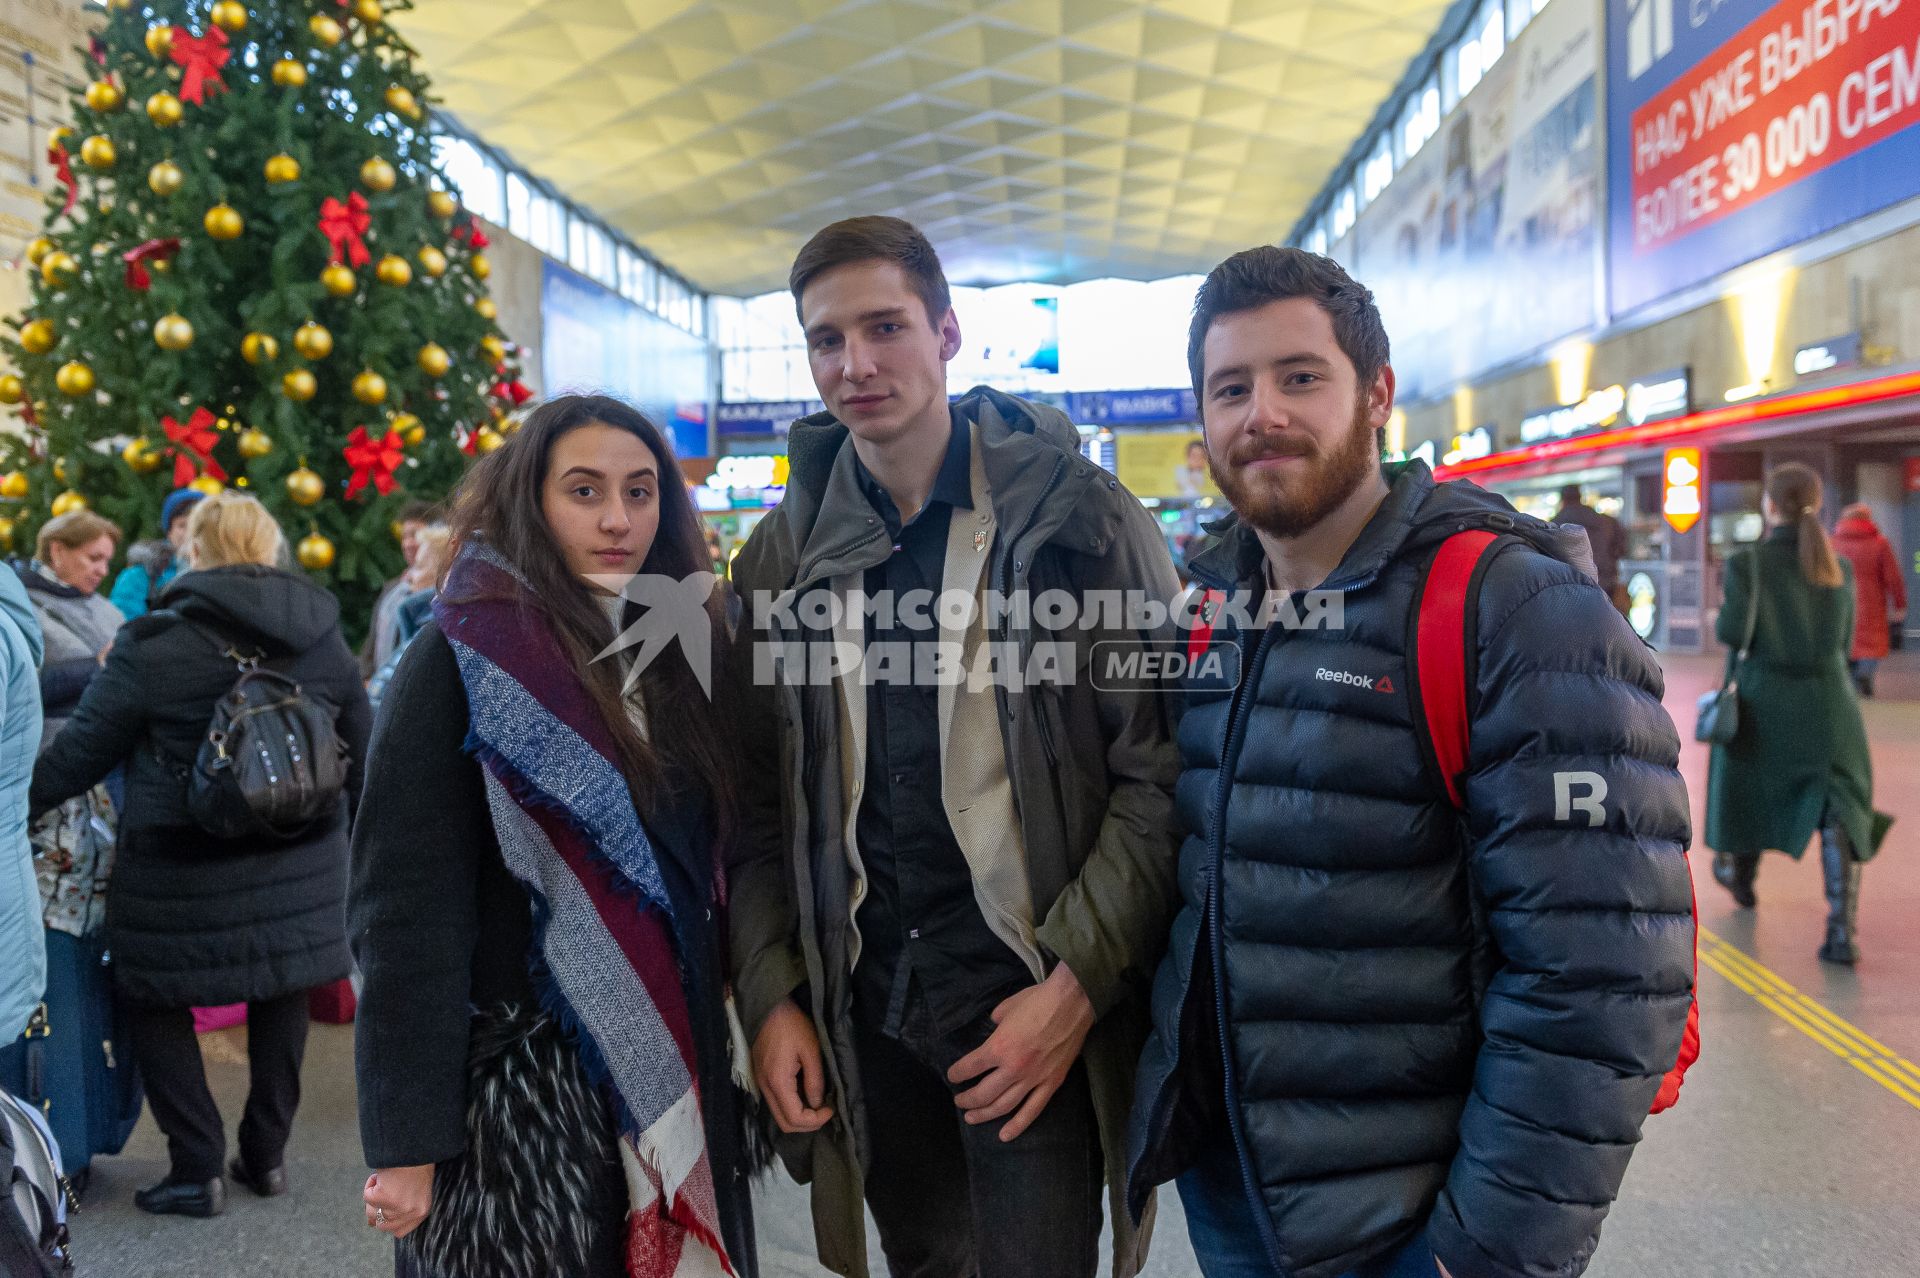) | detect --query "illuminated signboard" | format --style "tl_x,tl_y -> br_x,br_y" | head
1441,425 -> 1495,465
702,454 -> 789,509
1793,333 -> 1865,378
1520,368 -> 1691,444
1662,446 -> 1703,534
